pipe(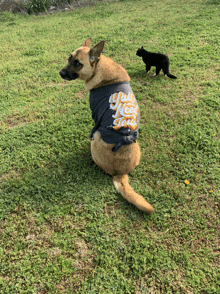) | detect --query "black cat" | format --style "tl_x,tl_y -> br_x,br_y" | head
136,46 -> 177,79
